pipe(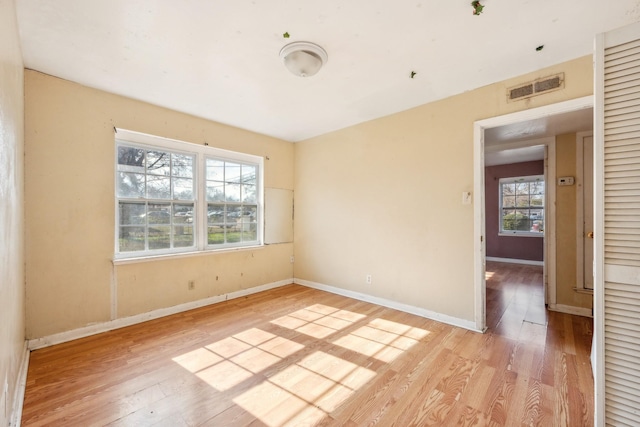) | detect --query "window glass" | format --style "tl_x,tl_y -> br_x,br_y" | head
499,175 -> 544,235
116,133 -> 261,258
